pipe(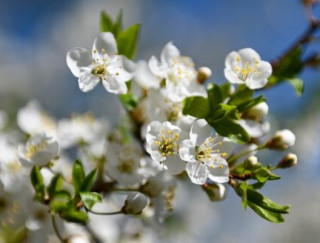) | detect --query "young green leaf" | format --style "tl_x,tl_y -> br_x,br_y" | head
248,202 -> 285,223
116,24 -> 140,59
182,96 -> 210,118
72,159 -> 85,194
100,11 -> 114,33
62,209 -> 88,224
288,78 -> 304,96
228,87 -> 254,106
80,192 -> 103,210
207,84 -> 223,108
237,95 -> 266,112
239,181 -> 248,210
247,188 -> 290,214
50,190 -> 72,213
207,104 -> 237,123
48,174 -> 64,197
119,92 -> 139,111
210,118 -> 250,143
80,168 -> 97,192
30,166 -> 45,202
113,9 -> 123,37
